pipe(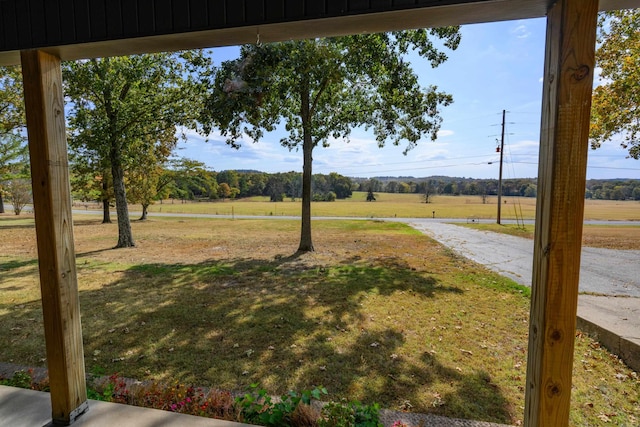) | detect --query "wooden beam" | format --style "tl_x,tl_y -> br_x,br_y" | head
524,0 -> 598,426
20,50 -> 88,426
